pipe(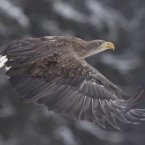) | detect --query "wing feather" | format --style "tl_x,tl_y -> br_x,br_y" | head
54,90 -> 74,113
106,117 -> 121,130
